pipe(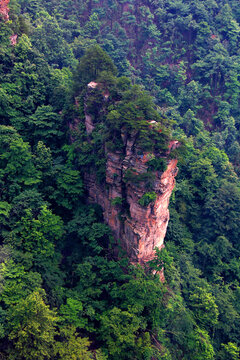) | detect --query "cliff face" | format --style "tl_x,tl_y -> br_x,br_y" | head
84,83 -> 178,264
85,154 -> 178,264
